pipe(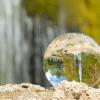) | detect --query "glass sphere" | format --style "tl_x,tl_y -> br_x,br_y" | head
43,33 -> 100,87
